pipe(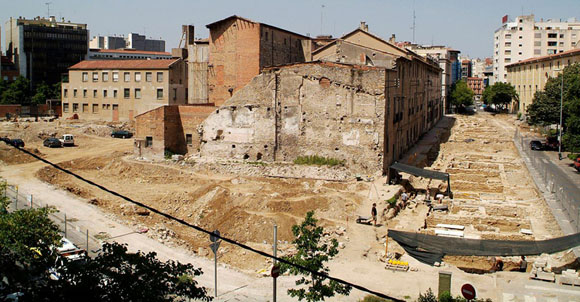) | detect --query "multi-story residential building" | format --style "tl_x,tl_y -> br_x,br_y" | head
493,14 -> 580,83
61,59 -> 187,121
4,16 -> 89,87
461,60 -> 472,79
507,48 -> 580,115
1,56 -> 19,82
206,15 -> 311,106
404,44 -> 461,113
313,23 -> 443,162
88,49 -> 172,60
466,77 -> 484,100
89,33 -> 165,52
